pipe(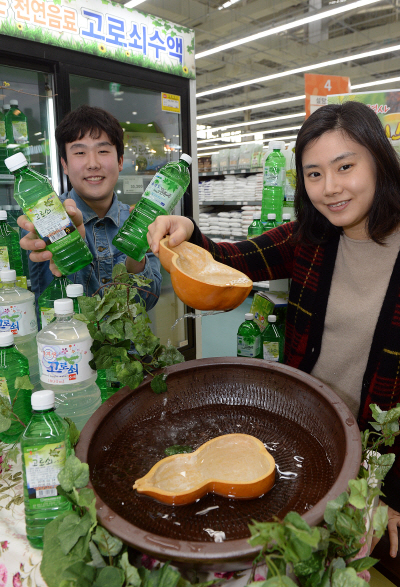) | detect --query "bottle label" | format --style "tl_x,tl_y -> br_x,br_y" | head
0,246 -> 10,271
0,300 -> 37,336
23,441 -> 68,509
263,341 -> 280,361
12,121 -> 28,144
263,168 -> 285,188
142,172 -> 184,212
0,377 -> 11,403
38,339 -> 95,385
40,307 -> 55,328
25,192 -> 76,246
0,121 -> 6,143
237,335 -> 260,358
